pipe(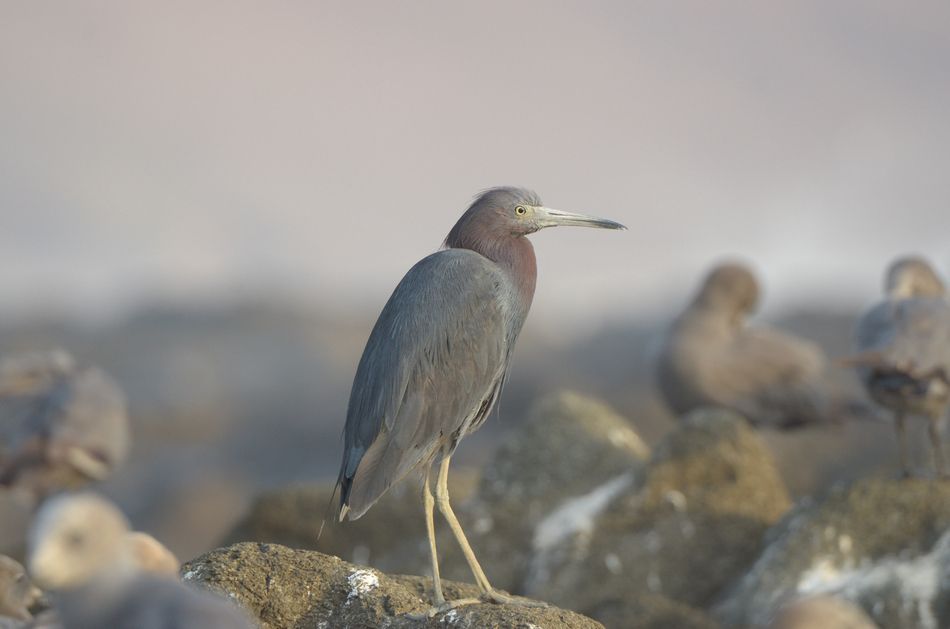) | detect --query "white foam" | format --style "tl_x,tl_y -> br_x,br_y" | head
795,530 -> 950,629
532,473 -> 634,552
